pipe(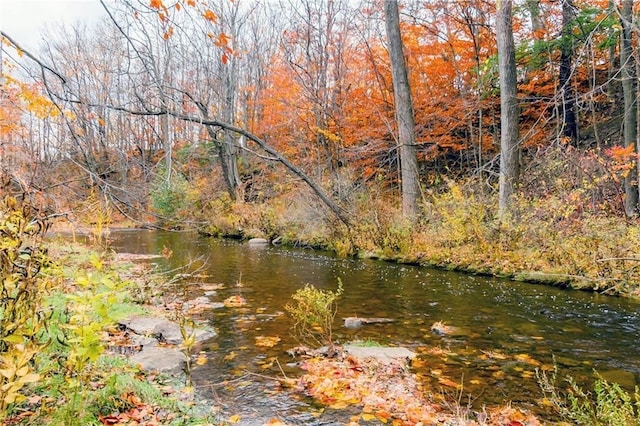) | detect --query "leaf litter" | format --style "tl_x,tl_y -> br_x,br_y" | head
290,349 -> 542,425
